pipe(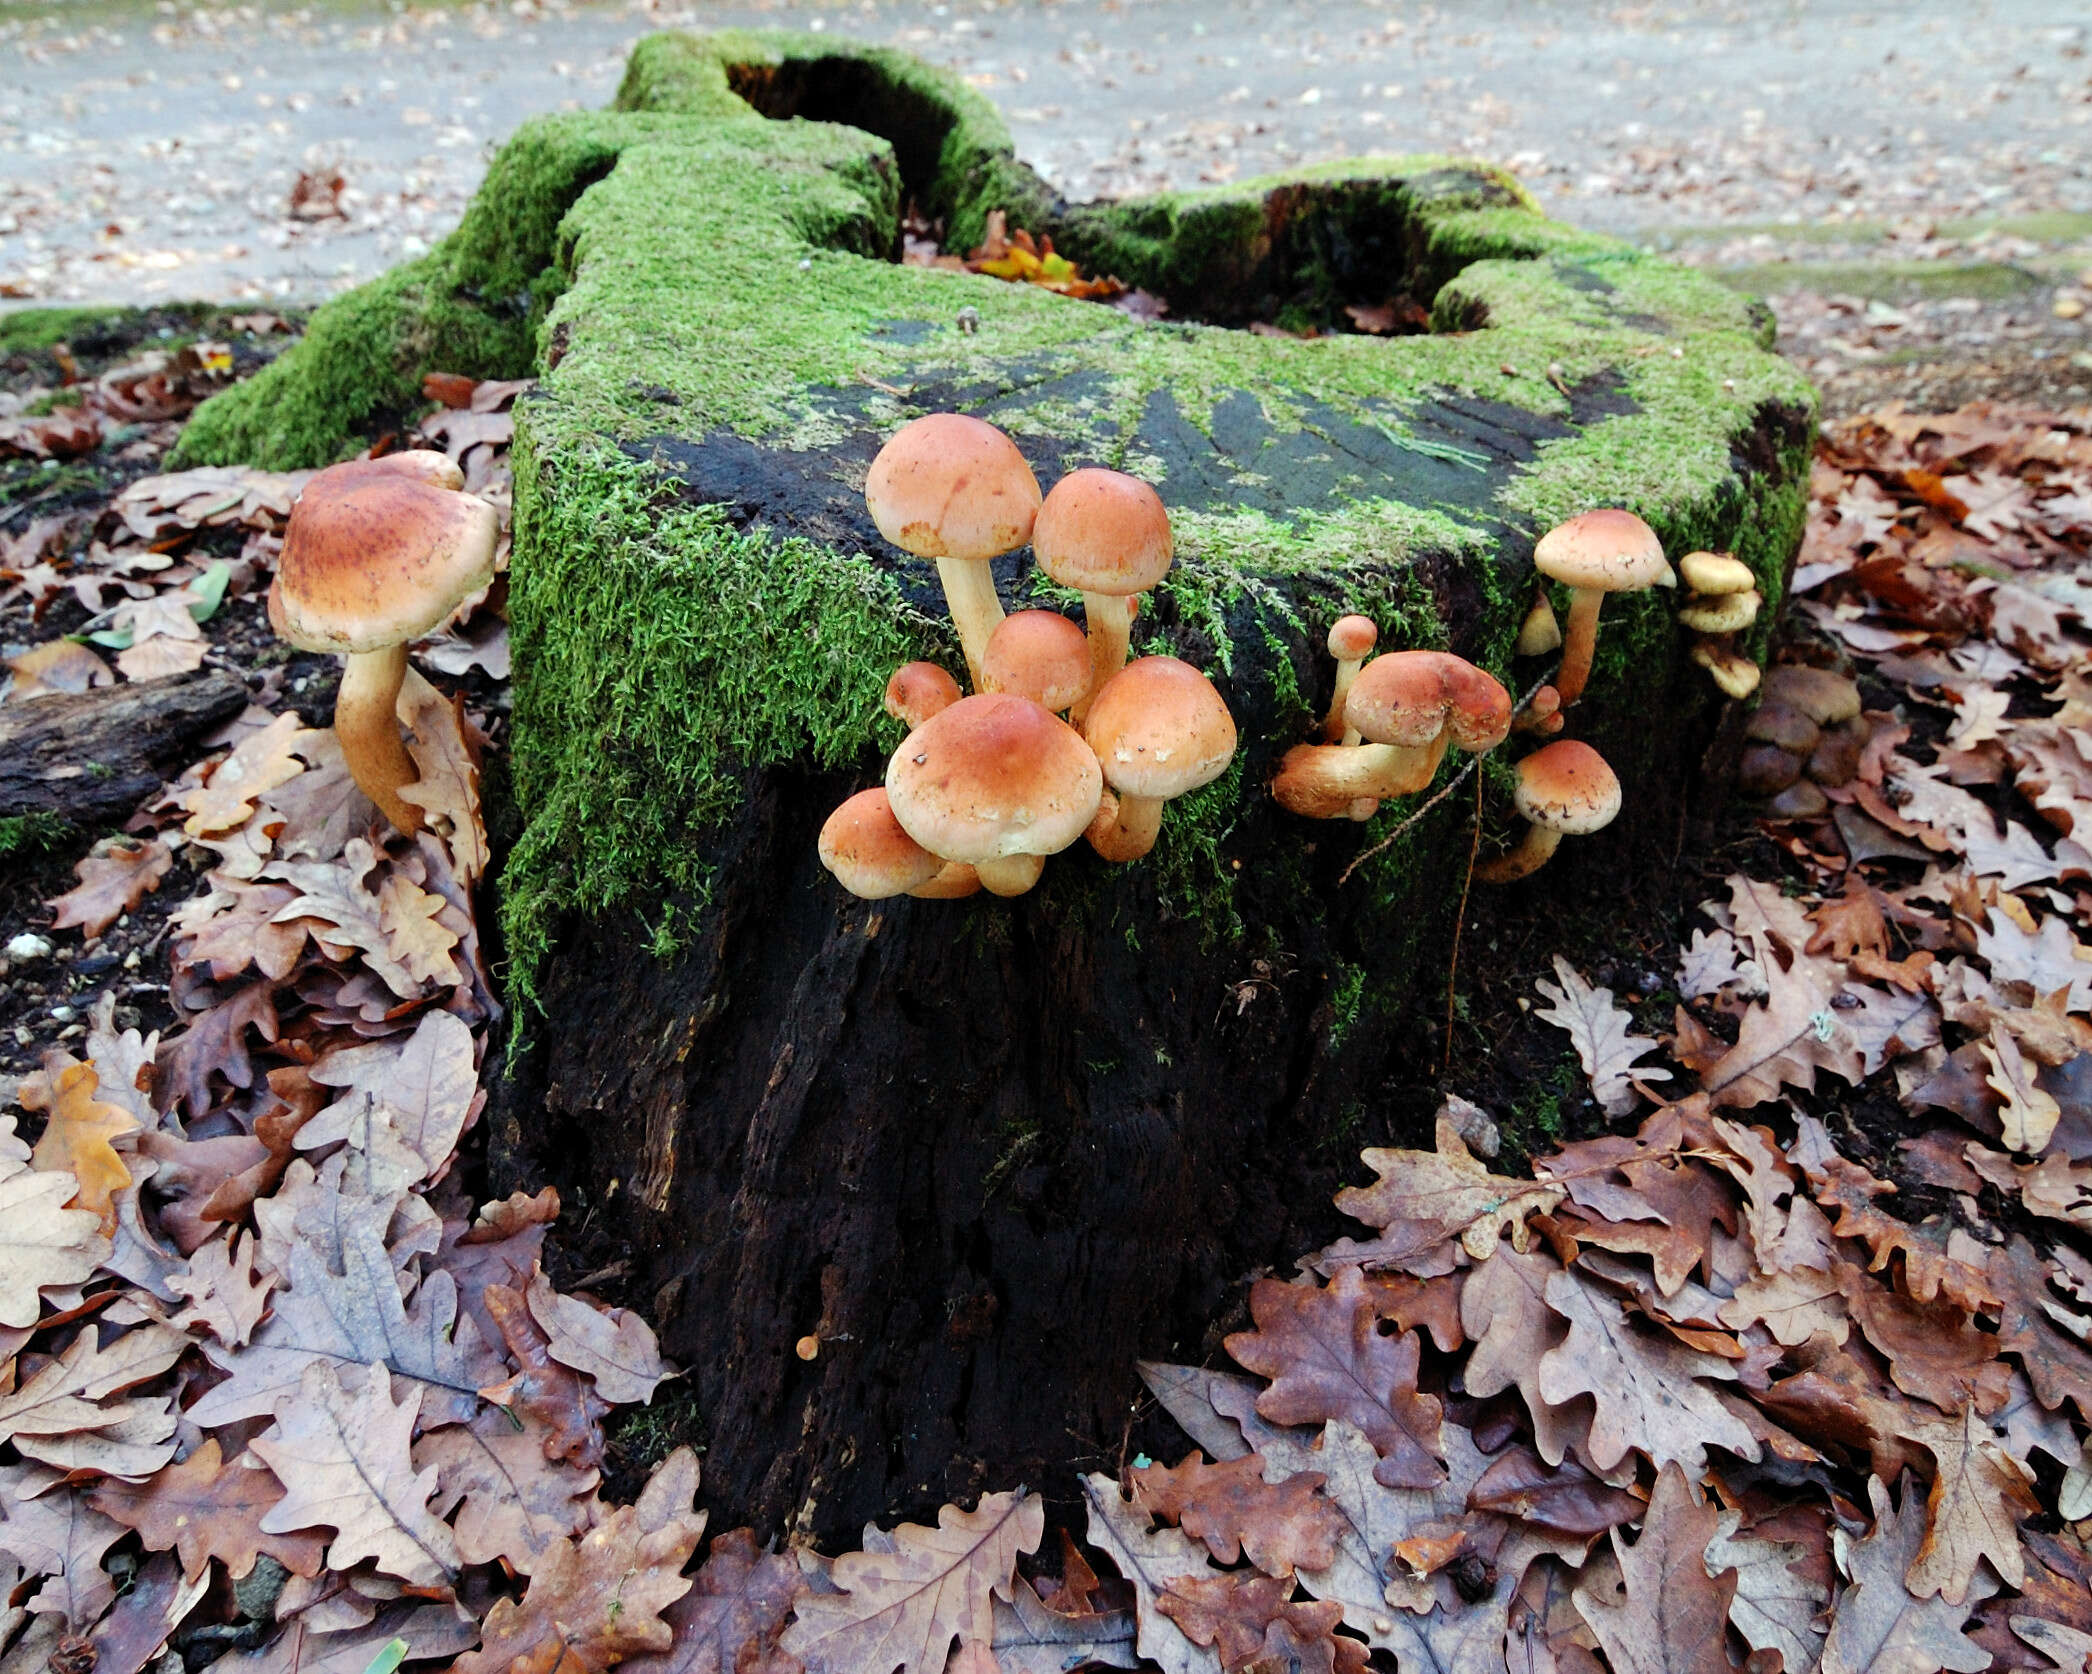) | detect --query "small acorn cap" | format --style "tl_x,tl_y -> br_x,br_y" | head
1763,664 -> 1861,726
1678,588 -> 1761,635
884,661 -> 962,731
1327,615 -> 1378,662
1533,509 -> 1674,595
1346,651 -> 1513,753
886,692 -> 1102,867
863,413 -> 1042,563
1032,468 -> 1174,596
818,788 -> 944,900
1513,740 -> 1622,834
1083,656 -> 1237,802
276,464 -> 499,653
1679,551 -> 1755,596
981,611 -> 1092,712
